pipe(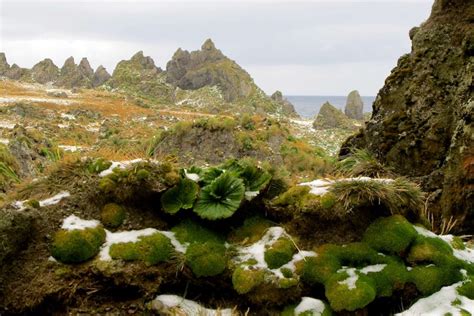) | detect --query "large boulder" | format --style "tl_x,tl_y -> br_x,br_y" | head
166,39 -> 256,102
344,90 -> 364,120
340,0 -> 474,228
313,102 -> 354,130
31,58 -> 59,84
92,65 -> 111,87
0,53 -> 10,75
